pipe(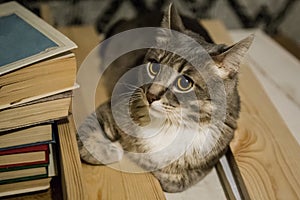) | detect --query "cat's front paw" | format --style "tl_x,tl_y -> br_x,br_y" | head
129,93 -> 151,126
77,112 -> 123,165
152,169 -> 206,193
152,171 -> 187,193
